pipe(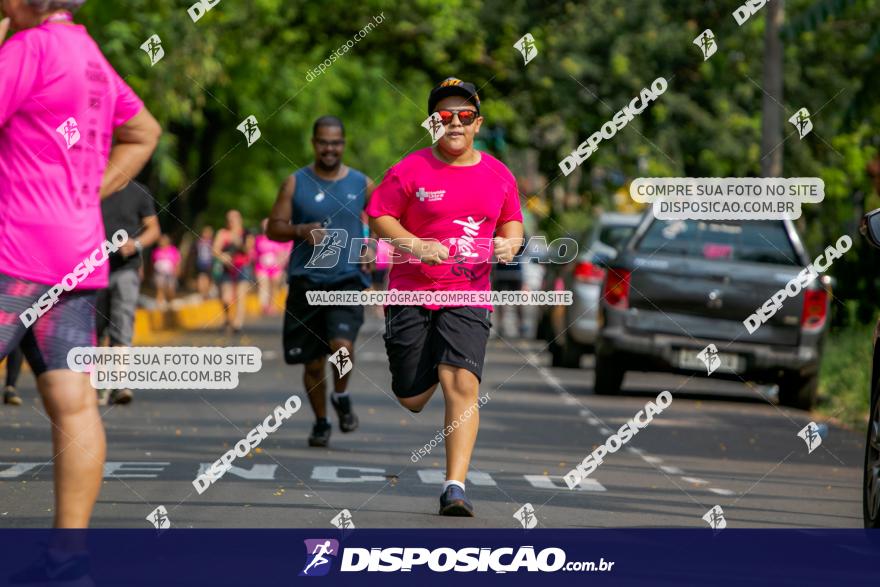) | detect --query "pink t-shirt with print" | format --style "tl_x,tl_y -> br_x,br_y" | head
0,22 -> 144,289
365,148 -> 523,308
